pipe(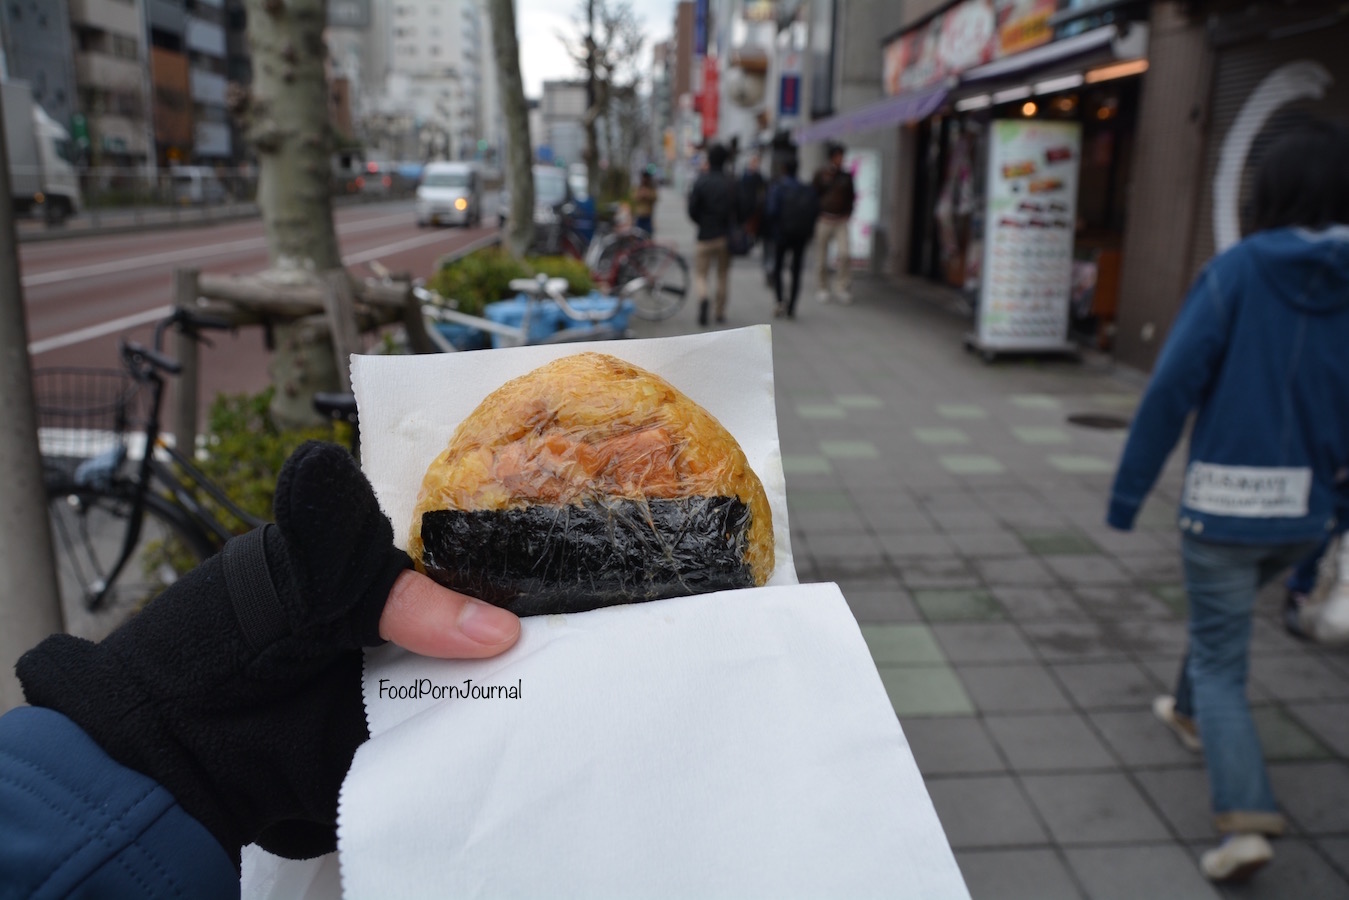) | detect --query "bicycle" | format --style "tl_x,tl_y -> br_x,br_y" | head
578,220 -> 691,322
37,308 -> 265,637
